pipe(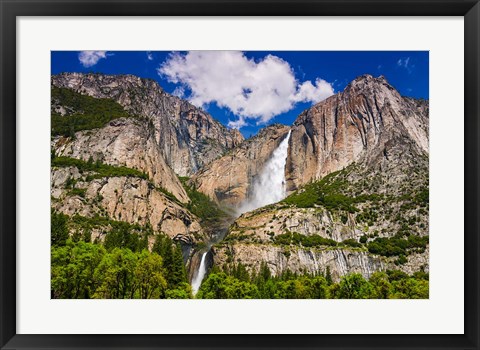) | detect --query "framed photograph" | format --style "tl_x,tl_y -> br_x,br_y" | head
1,0 -> 478,349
